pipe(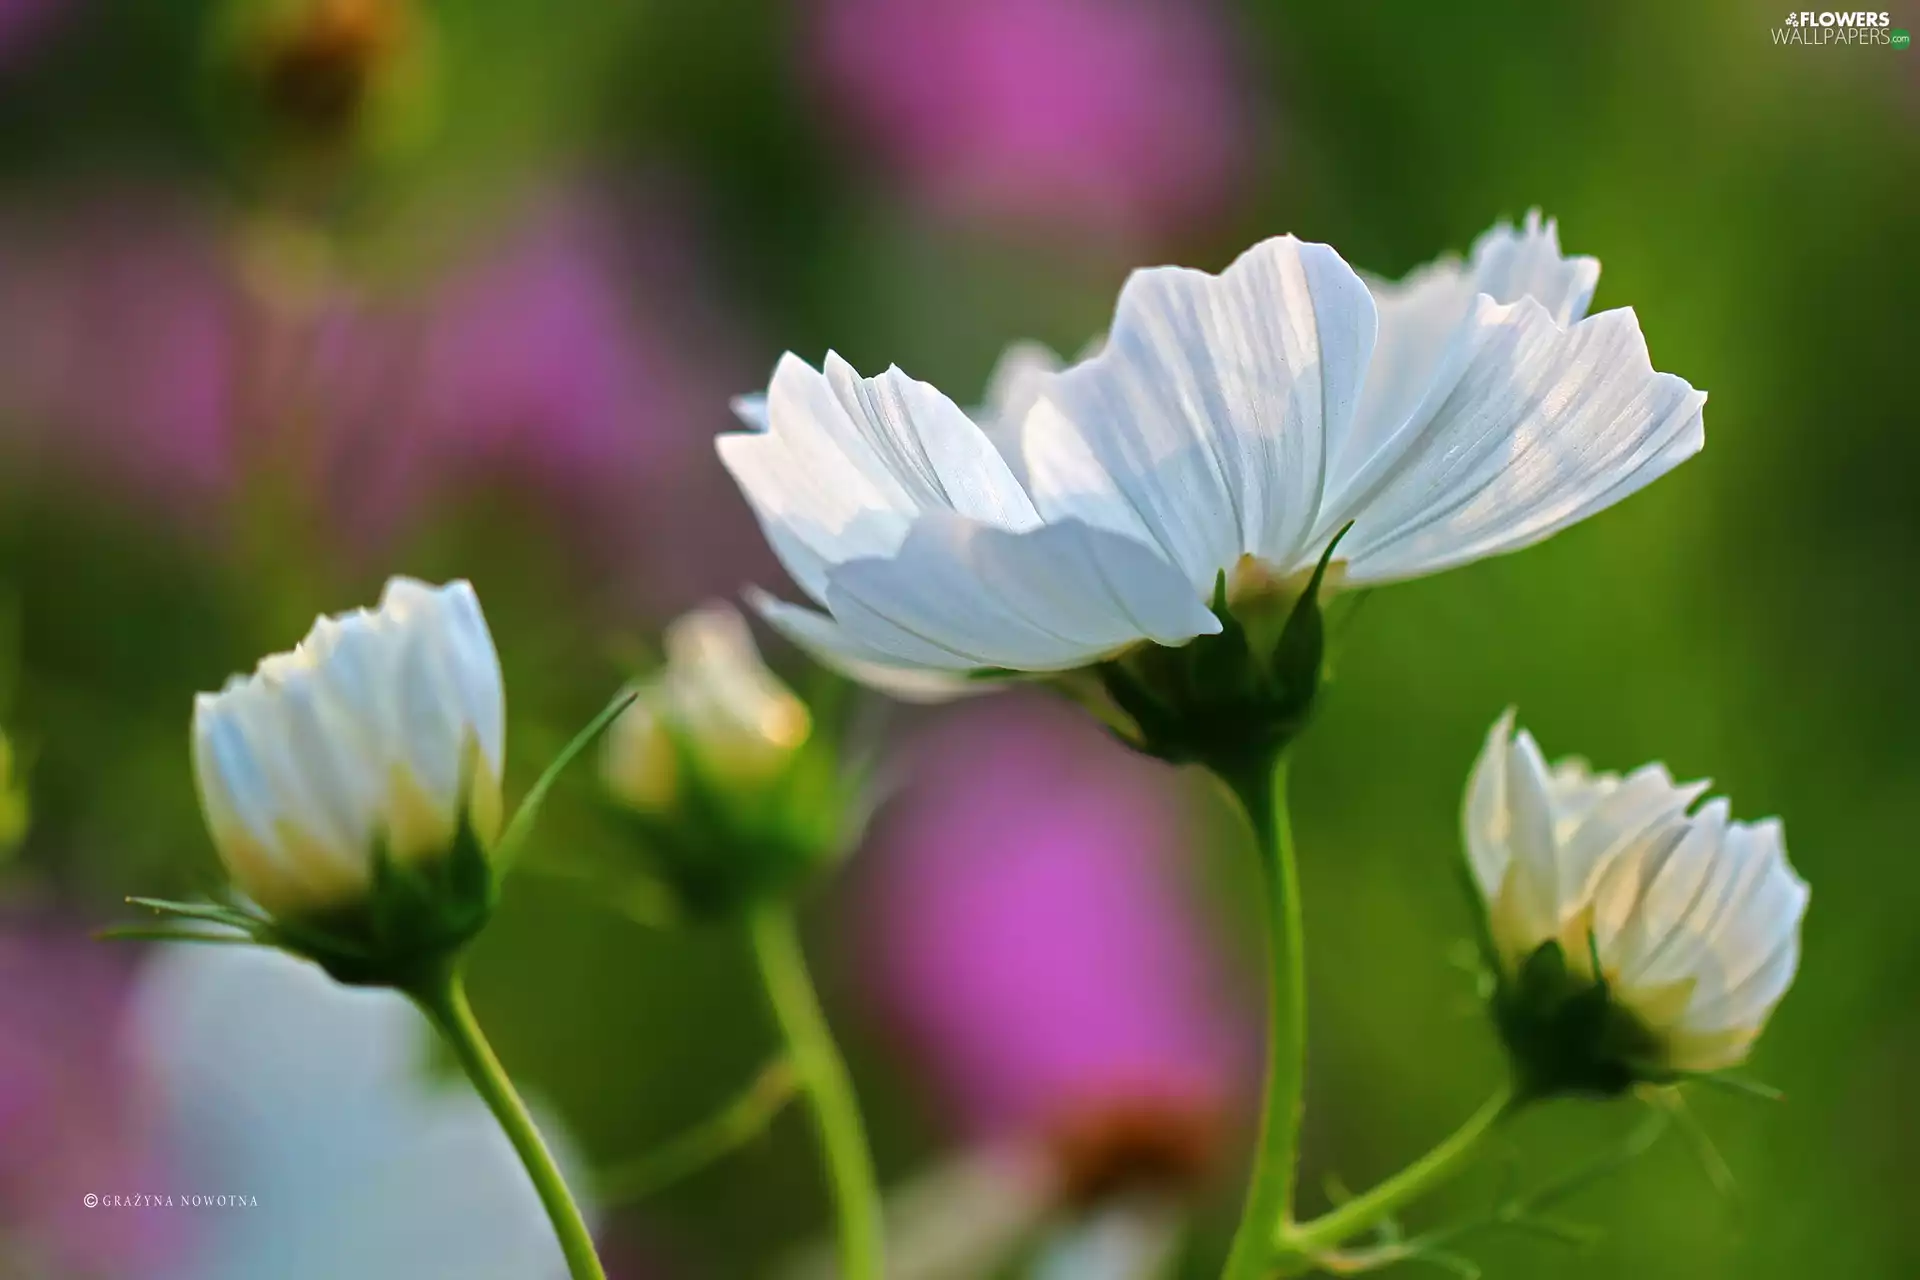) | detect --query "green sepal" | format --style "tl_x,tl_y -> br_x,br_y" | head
966,666 -> 1038,683
307,809 -> 498,987
109,804 -> 497,991
1451,848 -> 1503,985
1491,939 -> 1665,1101
599,727 -> 867,922
1267,521 -> 1351,716
1091,526 -> 1350,774
495,689 -> 638,873
1189,570 -> 1258,703
1634,1066 -> 1786,1103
